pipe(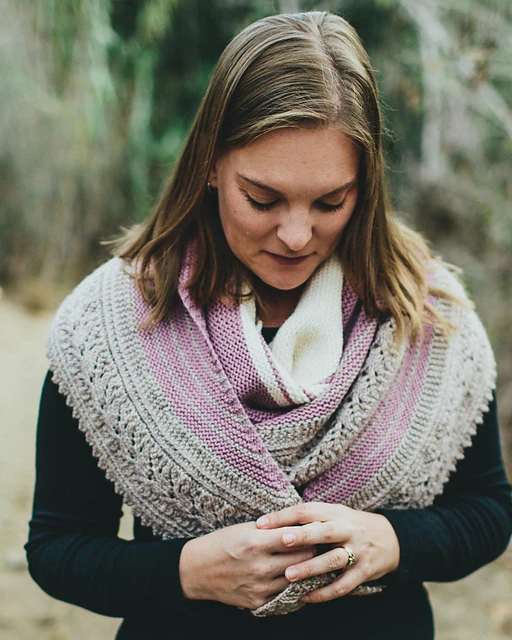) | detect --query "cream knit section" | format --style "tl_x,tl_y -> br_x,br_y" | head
240,254 -> 344,404
269,254 -> 343,390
